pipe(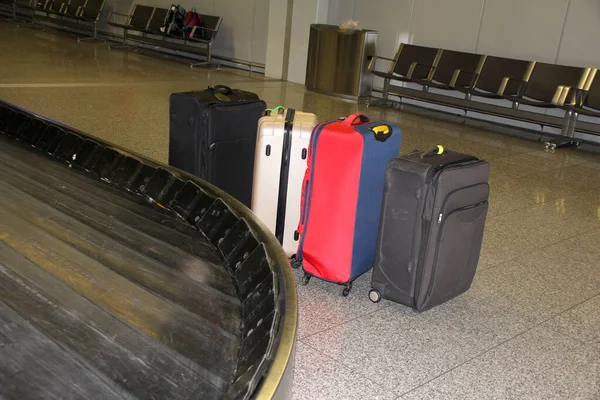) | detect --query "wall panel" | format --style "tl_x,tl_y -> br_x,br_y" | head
409,0 -> 483,52
327,0 -> 353,25
287,0 -> 329,84
557,0 -> 600,67
352,0 -> 413,58
251,0 -> 270,65
477,0 -> 568,62
326,0 -> 598,68
213,0 -> 254,61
